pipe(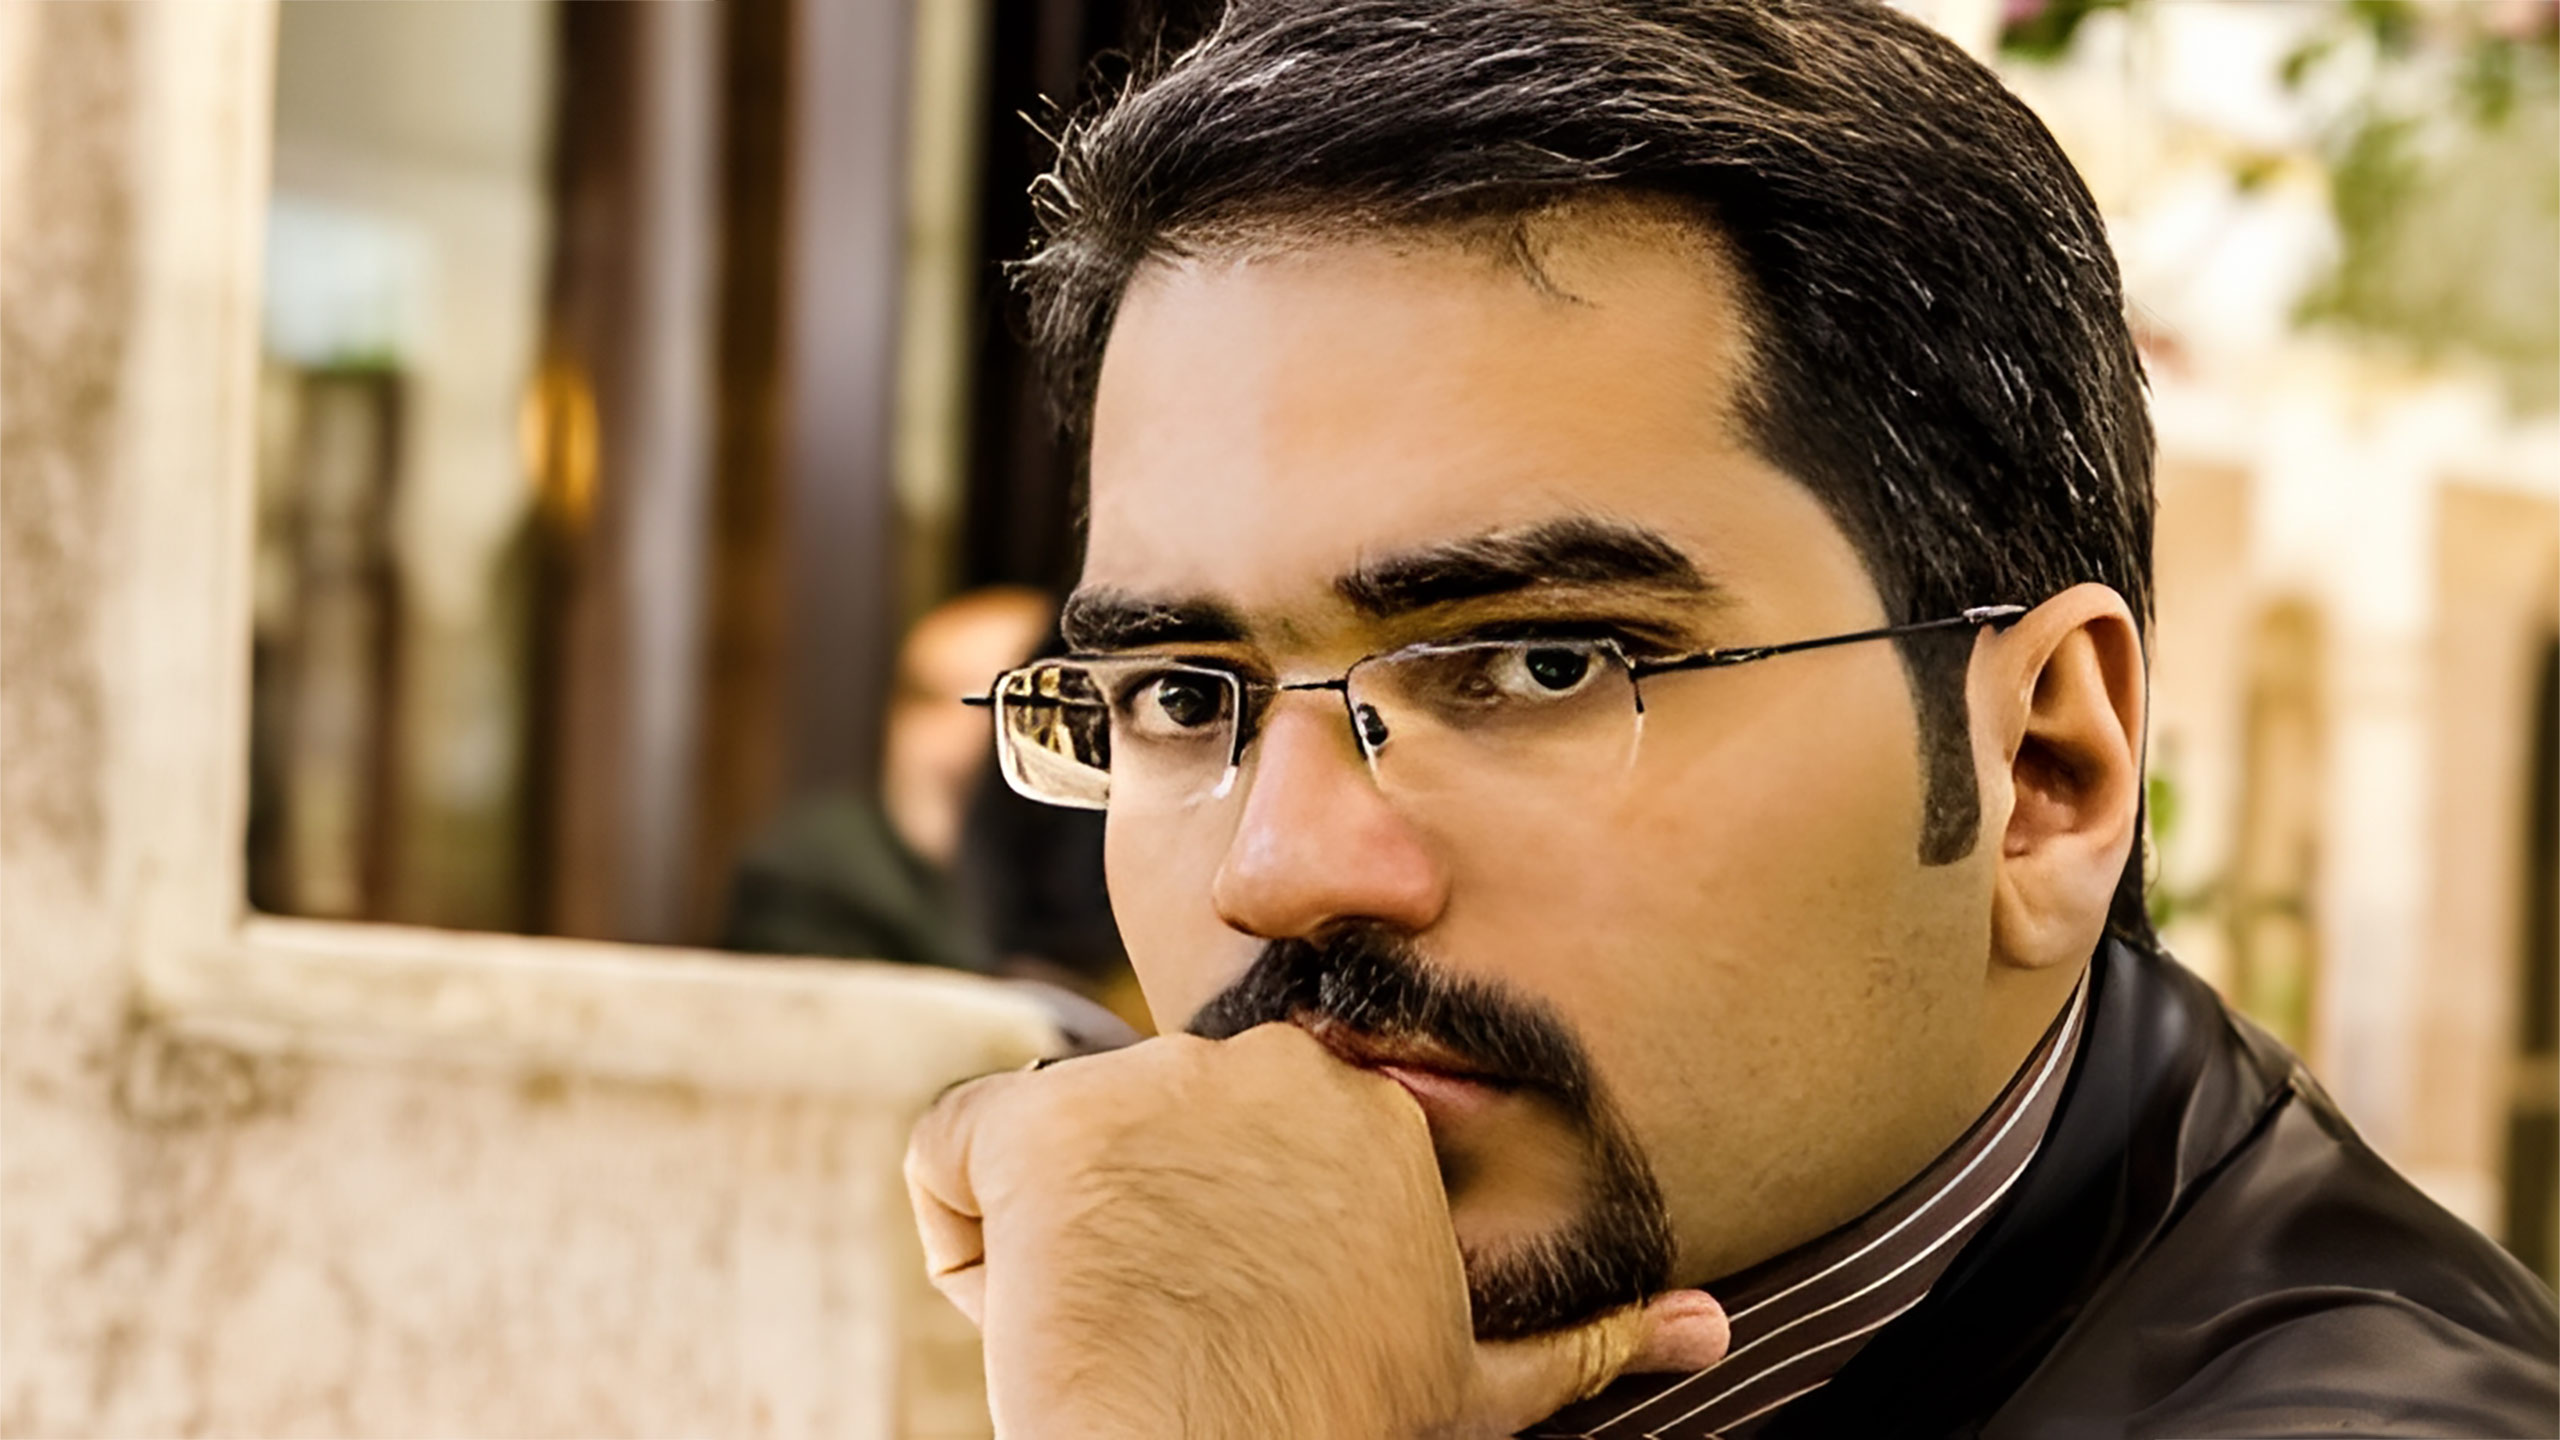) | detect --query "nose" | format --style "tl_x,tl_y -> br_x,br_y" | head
1209,694 -> 1450,941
